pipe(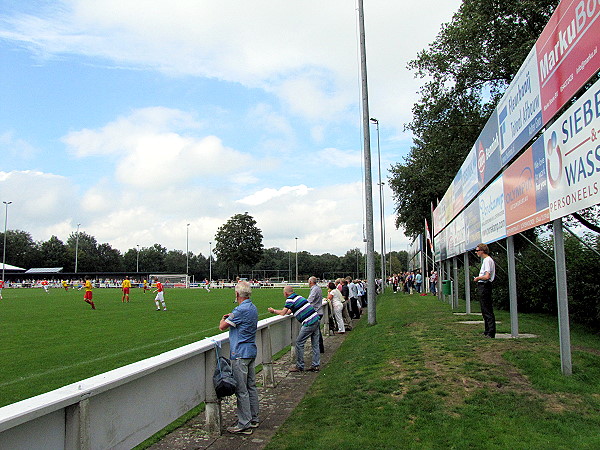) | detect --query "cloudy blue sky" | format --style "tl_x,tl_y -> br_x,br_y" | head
0,0 -> 460,257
